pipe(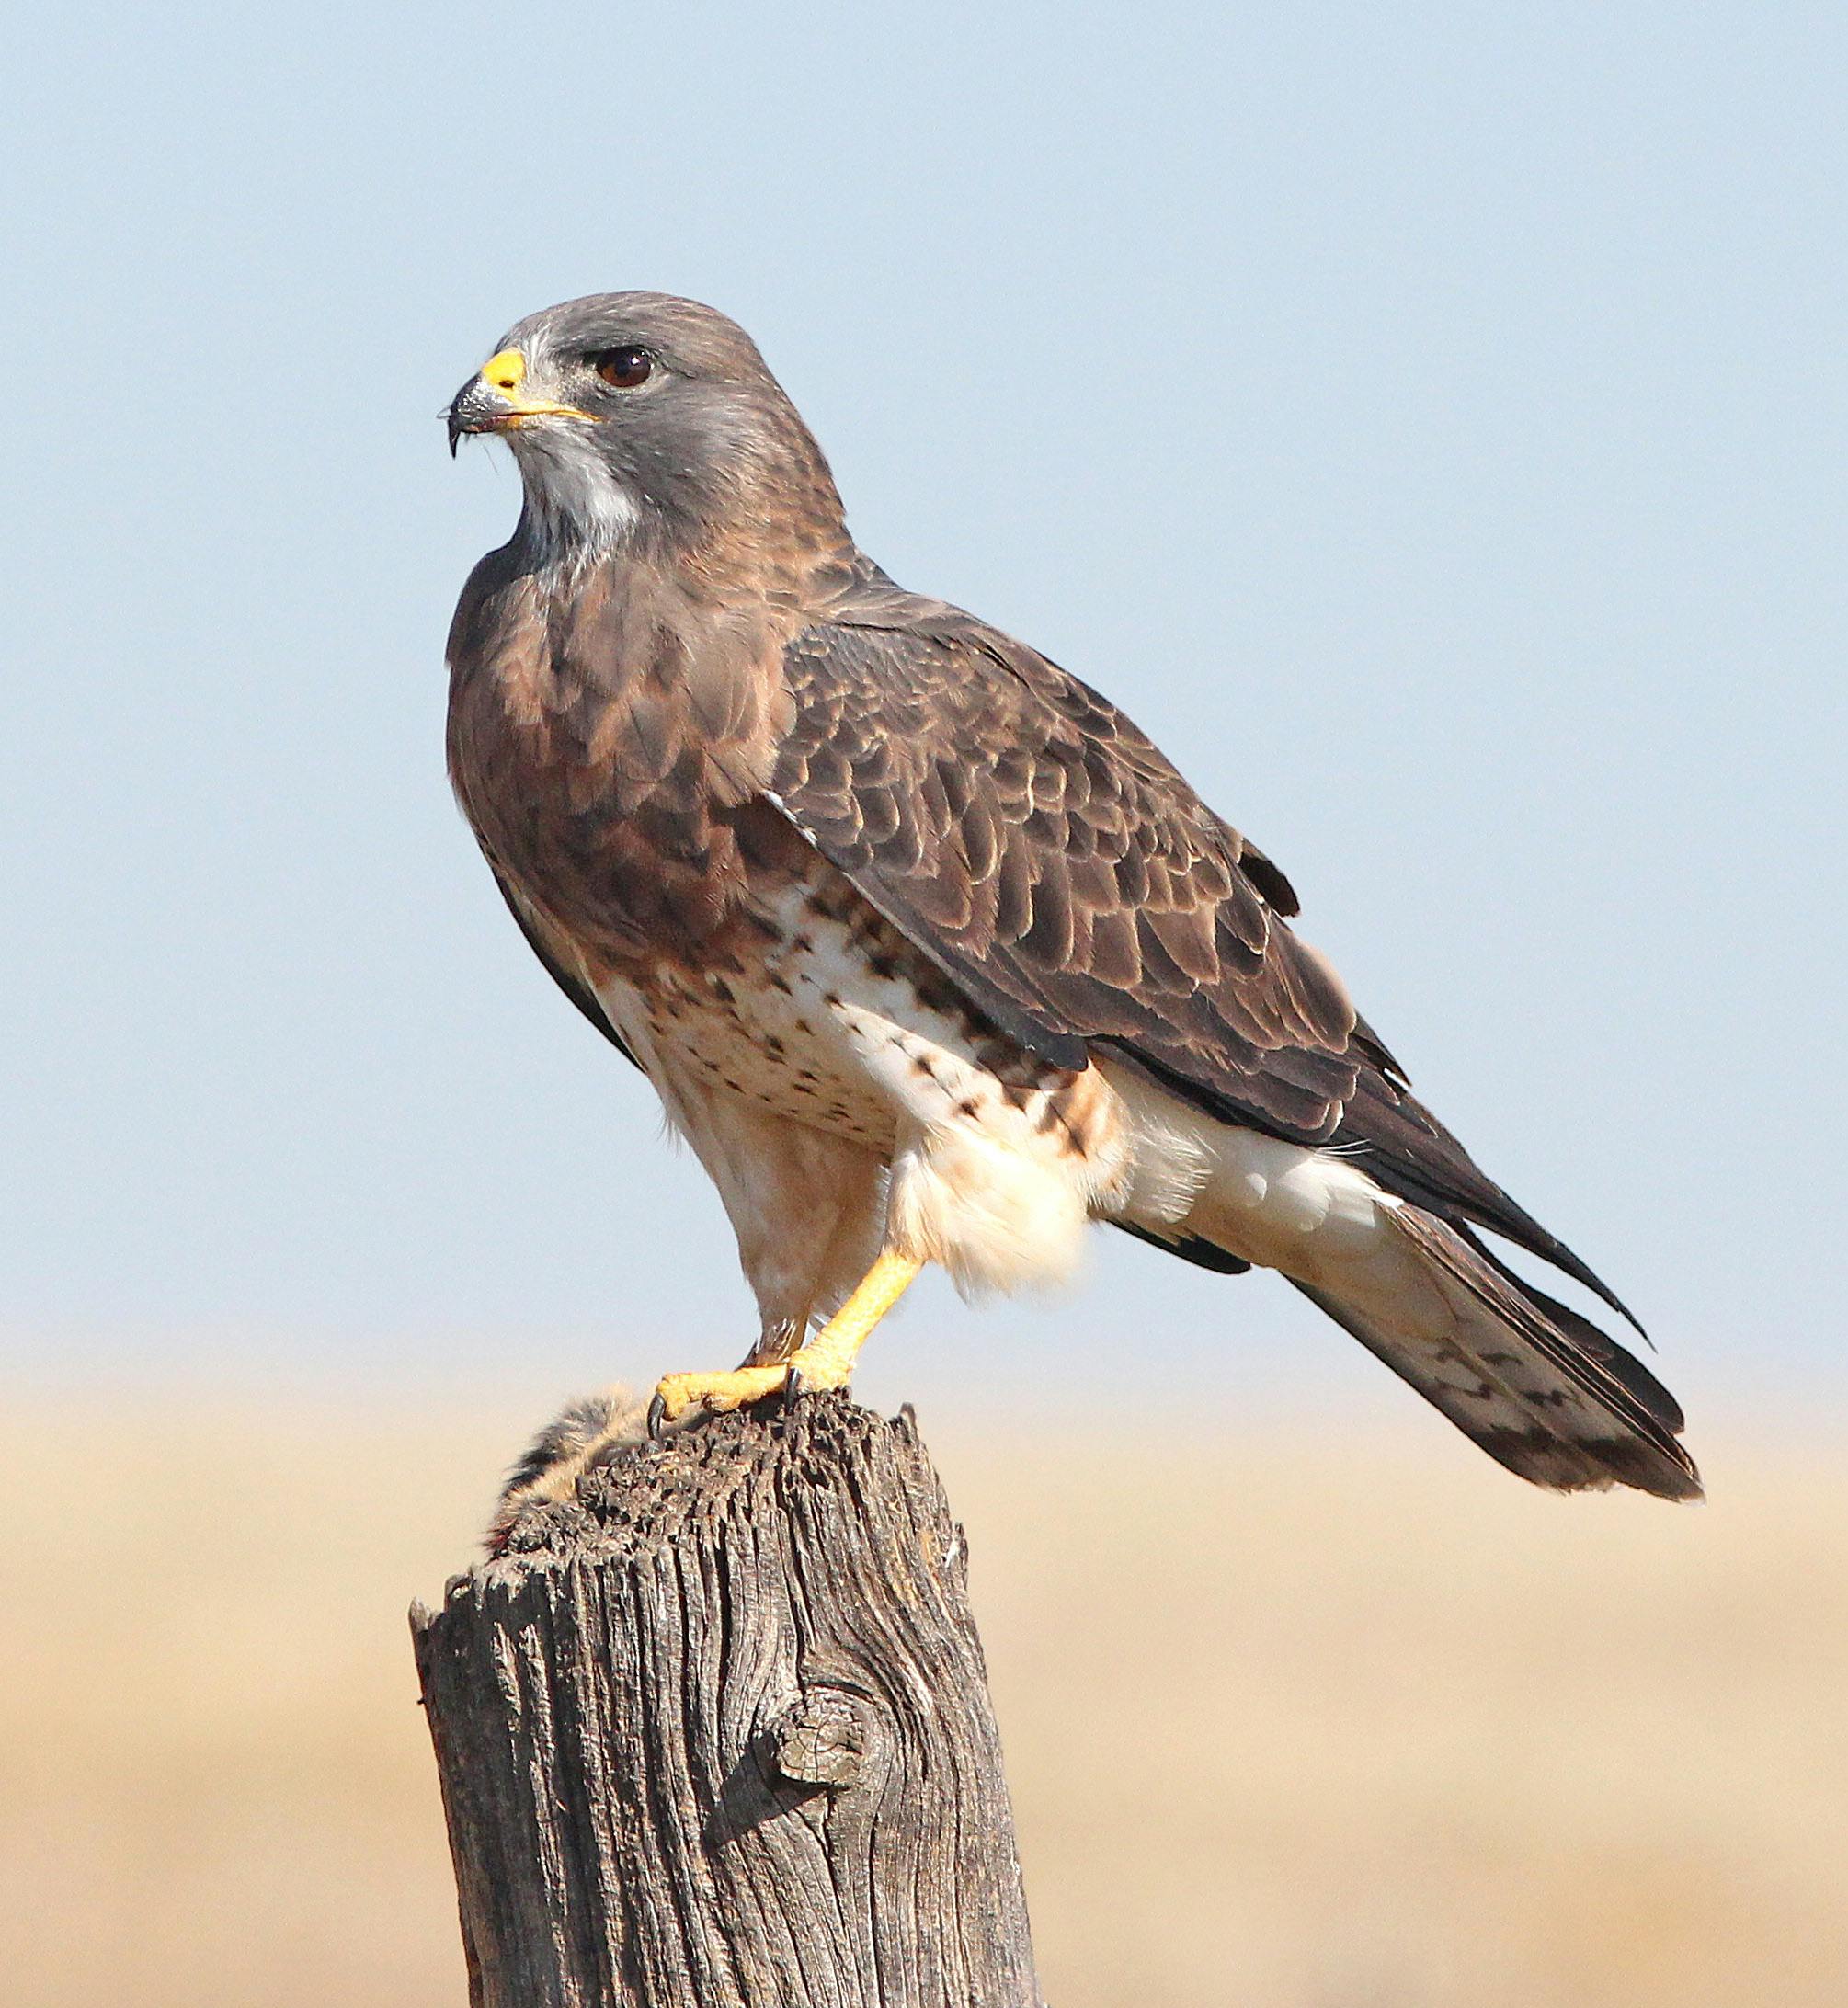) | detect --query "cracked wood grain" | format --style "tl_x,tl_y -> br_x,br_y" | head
411,1396 -> 1043,2007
